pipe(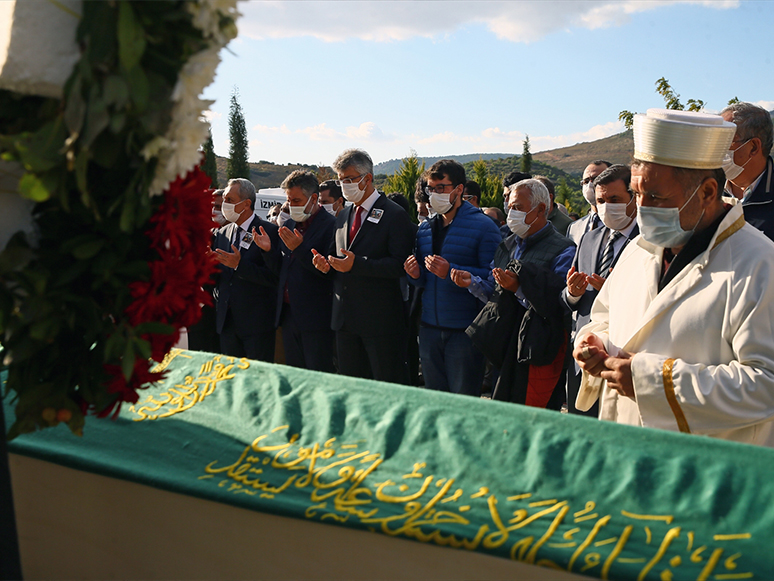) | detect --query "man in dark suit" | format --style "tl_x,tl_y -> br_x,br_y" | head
721,102 -> 774,241
209,178 -> 279,361
254,170 -> 336,373
312,148 -> 415,384
562,164 -> 638,415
